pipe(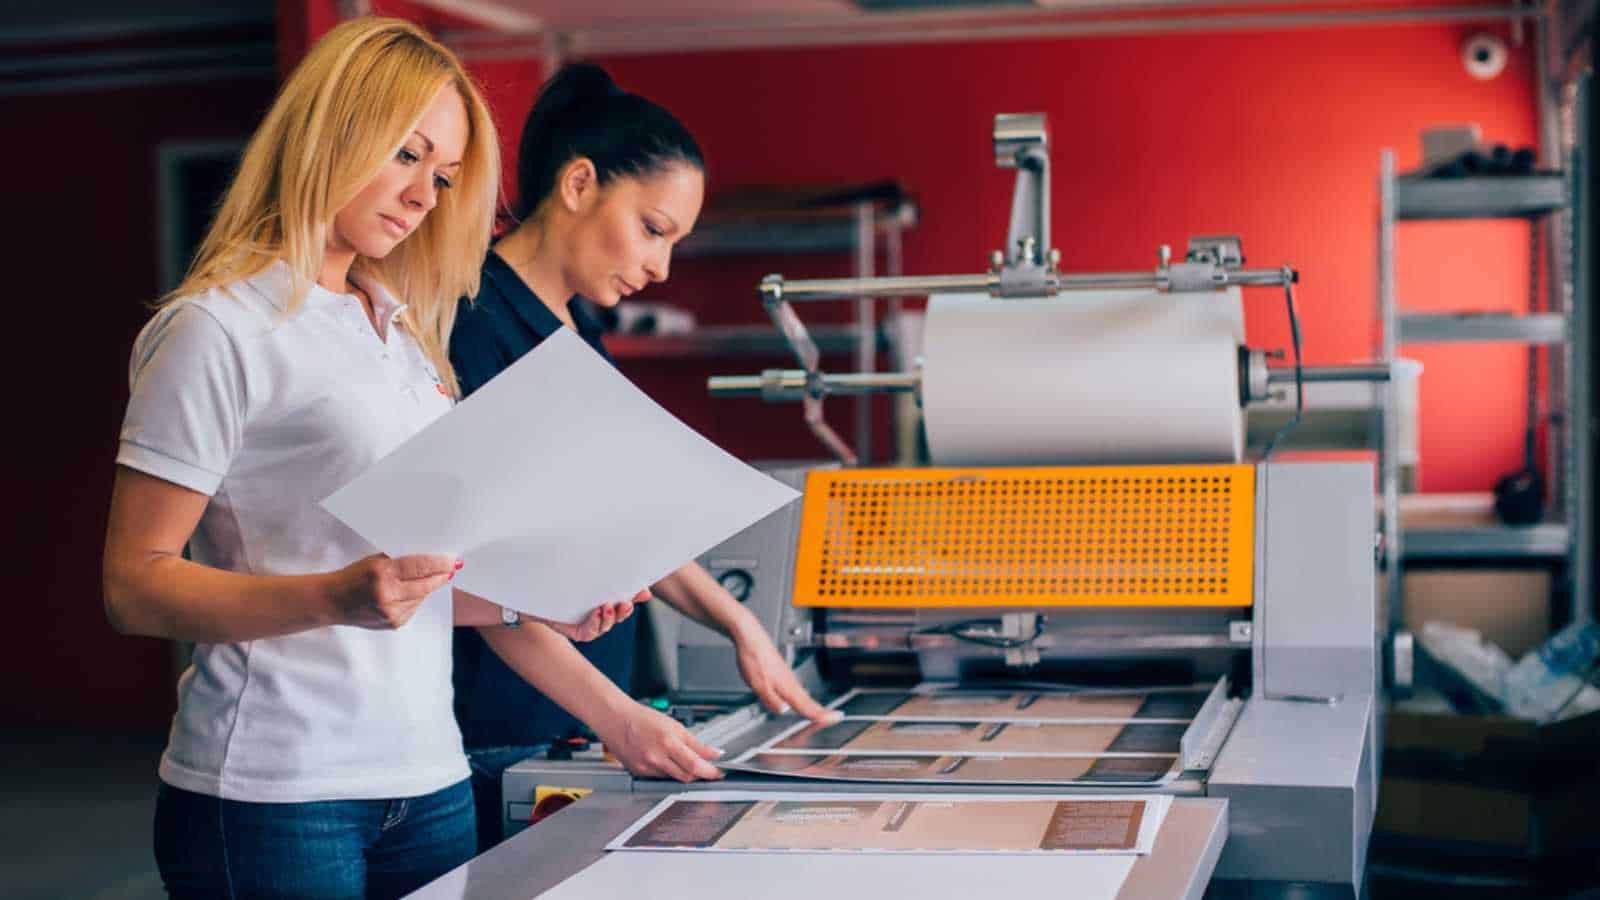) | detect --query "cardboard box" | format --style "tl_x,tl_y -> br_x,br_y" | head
1403,569 -> 1551,659
1378,708 -> 1600,854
